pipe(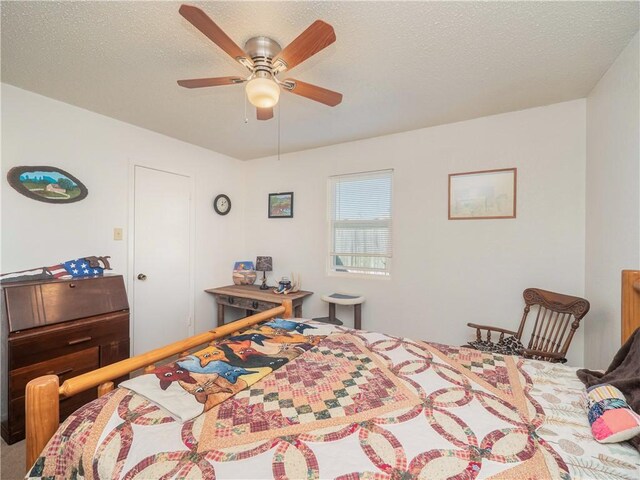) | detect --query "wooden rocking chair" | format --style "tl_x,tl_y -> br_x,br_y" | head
467,288 -> 590,363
